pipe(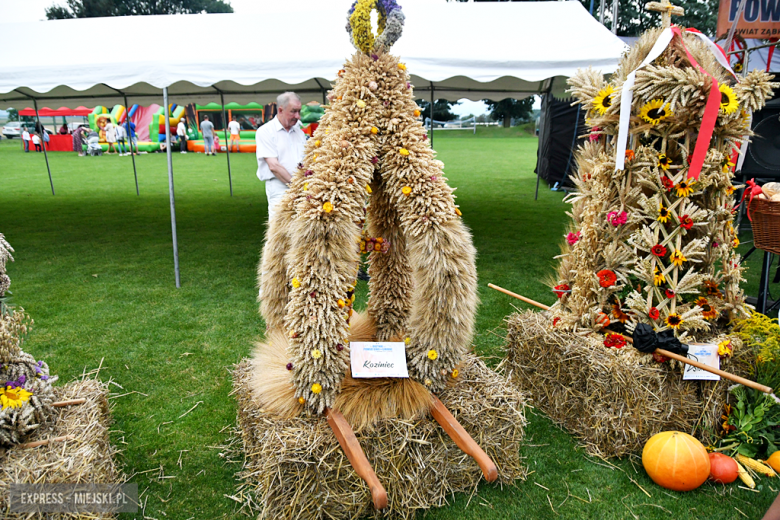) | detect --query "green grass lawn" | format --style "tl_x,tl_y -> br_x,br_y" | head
0,130 -> 775,520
